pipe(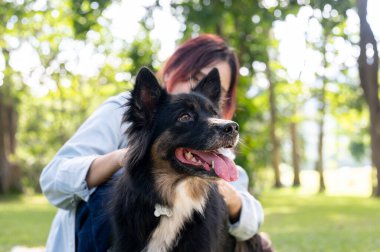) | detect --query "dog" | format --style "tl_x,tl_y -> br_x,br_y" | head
110,67 -> 262,252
